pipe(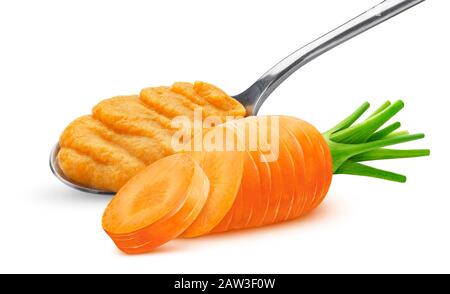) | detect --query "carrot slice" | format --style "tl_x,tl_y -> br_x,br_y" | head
208,122 -> 254,233
260,138 -> 283,225
215,119 -> 266,231
301,122 -> 333,212
274,127 -> 297,223
102,153 -> 209,253
278,124 -> 307,220
182,123 -> 245,237
242,151 -> 266,228
181,149 -> 244,237
279,116 -> 329,216
235,117 -> 272,229
278,117 -> 316,215
213,116 -> 285,230
227,151 -> 259,230
194,122 -> 249,234
210,199 -> 235,233
237,118 -> 269,229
